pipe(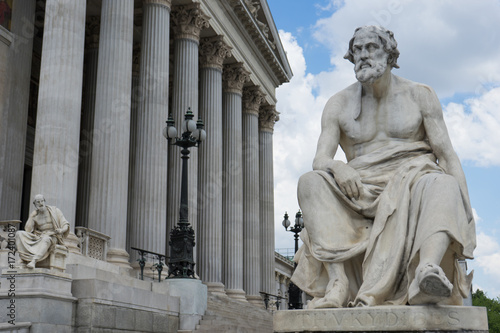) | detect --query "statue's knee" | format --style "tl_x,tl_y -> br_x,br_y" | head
298,172 -> 321,198
434,174 -> 460,192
